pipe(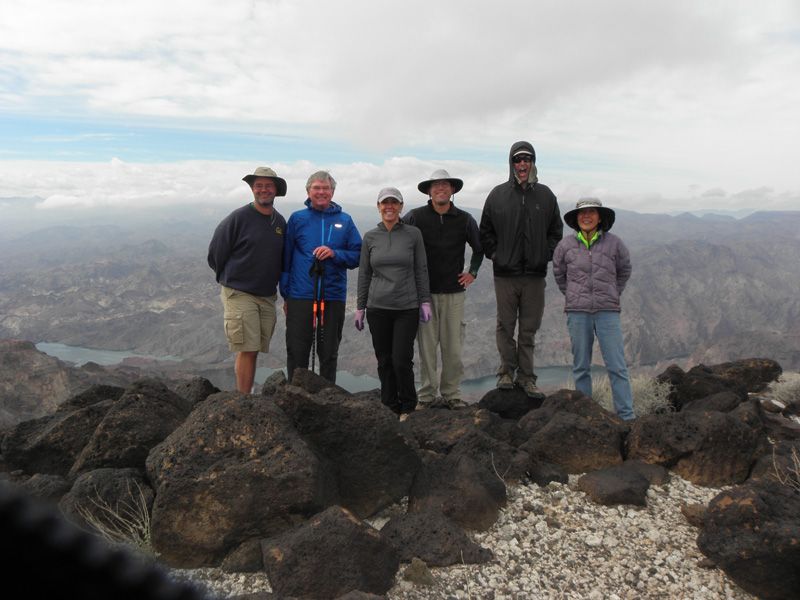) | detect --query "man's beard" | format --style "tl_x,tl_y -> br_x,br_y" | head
255,197 -> 274,208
